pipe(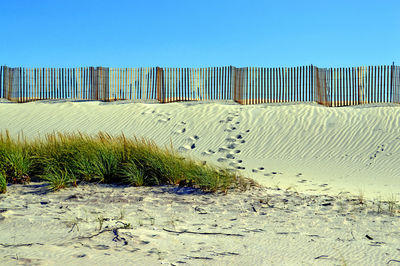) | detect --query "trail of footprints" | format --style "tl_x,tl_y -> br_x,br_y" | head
145,110 -> 331,191
141,109 -> 333,191
213,112 -> 249,171
177,121 -> 200,152
214,112 -> 285,175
